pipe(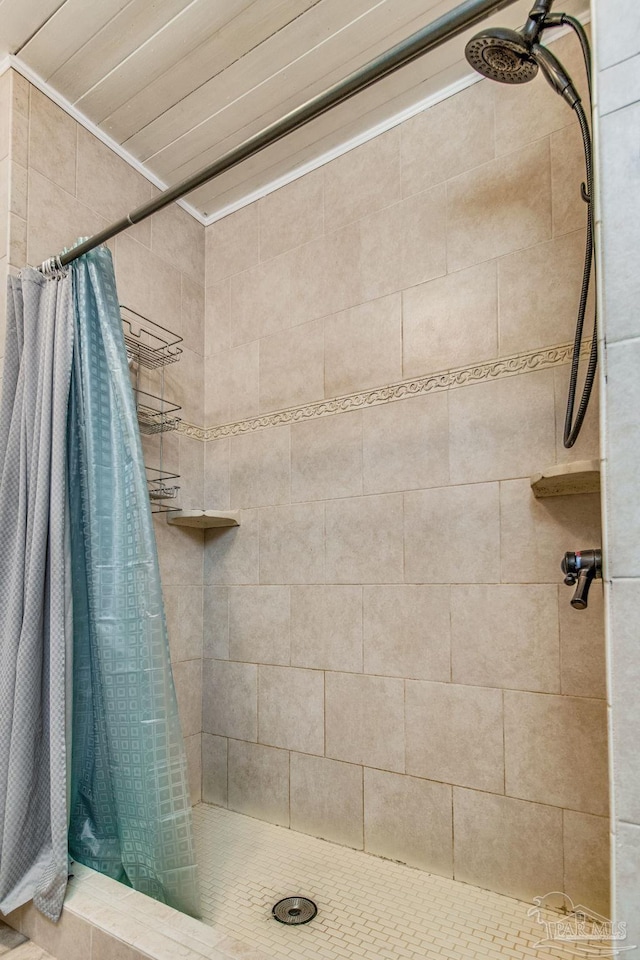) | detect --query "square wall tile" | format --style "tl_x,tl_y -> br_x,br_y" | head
203,586 -> 229,660
559,582 -> 606,699
114,234 -> 182,335
605,340 -> 640,578
163,584 -> 203,663
324,128 -> 400,231
291,411 -> 362,503
29,87 -> 77,195
206,205 -> 259,284
292,221 -> 363,328
228,254 -> 294,345
498,229 -> 592,355
449,370 -> 556,484
205,508 -> 259,585
551,123 -> 588,238
504,690 -> 608,815
615,821 -> 640,950
76,126 -> 149,230
202,733 -> 228,806
325,672 -> 404,773
228,585 -> 290,665
229,425 -> 290,508
404,483 -> 500,584
172,660 -> 202,738
259,665 -> 324,755
151,201 -> 204,283
453,788 -> 563,901
363,585 -> 450,681
325,493 -> 404,584
596,0 -> 640,70
324,294 -> 402,398
204,437 -> 230,509
563,811 -> 610,917
360,186 -> 446,300
259,169 -> 323,261
291,585 -> 362,673
28,169 -> 106,268
181,275 -> 205,356
163,346 -> 203,426
10,107 -> 28,170
362,394 -> 449,495
228,740 -> 289,827
259,501 -> 324,584
227,340 -> 260,423
205,277 -> 230,355
451,584 -> 560,693
401,80 -> 494,197
259,318 -> 324,413
610,578 -> 640,824
364,768 -> 453,876
599,49 -> 640,116
202,659 -> 257,741
405,680 -> 504,793
178,435 -> 204,511
154,519 -> 203,587
500,479 -> 602,584
403,261 -> 498,377
447,139 -> 552,273
290,753 -> 363,849
598,102 -> 640,342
